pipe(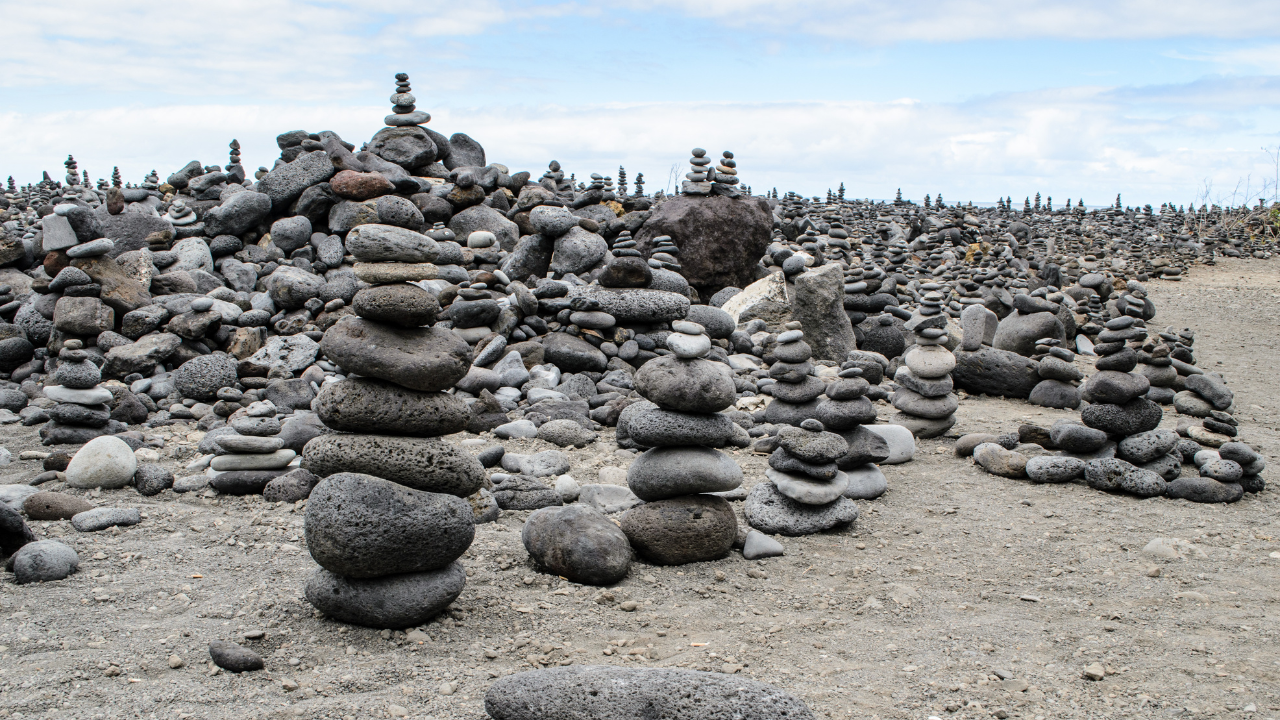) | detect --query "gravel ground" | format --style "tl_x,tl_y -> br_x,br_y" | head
1,258 -> 1278,720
